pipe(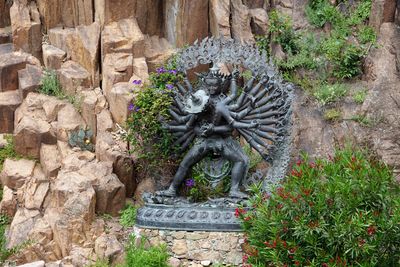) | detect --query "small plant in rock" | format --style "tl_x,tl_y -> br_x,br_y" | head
238,147 -> 400,267
323,108 -> 341,121
314,83 -> 348,106
68,127 -> 94,152
0,135 -> 19,172
119,204 -> 137,228
353,89 -> 368,104
39,69 -> 63,97
351,114 -> 371,126
118,234 -> 169,267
